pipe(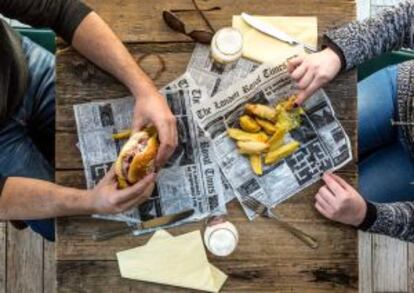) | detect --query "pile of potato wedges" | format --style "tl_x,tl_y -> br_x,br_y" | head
227,96 -> 304,175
